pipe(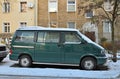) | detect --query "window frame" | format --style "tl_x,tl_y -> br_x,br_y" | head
3,22 -> 10,33
50,21 -> 57,28
104,0 -> 112,11
37,31 -> 60,43
48,0 -> 58,12
85,10 -> 94,18
20,1 -> 27,12
64,32 -> 81,44
103,20 -> 111,33
2,2 -> 10,13
19,22 -> 27,27
67,0 -> 76,12
67,22 -> 76,29
14,31 -> 35,43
